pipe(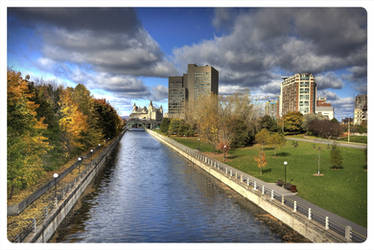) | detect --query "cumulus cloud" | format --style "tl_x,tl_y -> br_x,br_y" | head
10,8 -> 178,78
174,8 -> 366,91
315,72 -> 344,90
